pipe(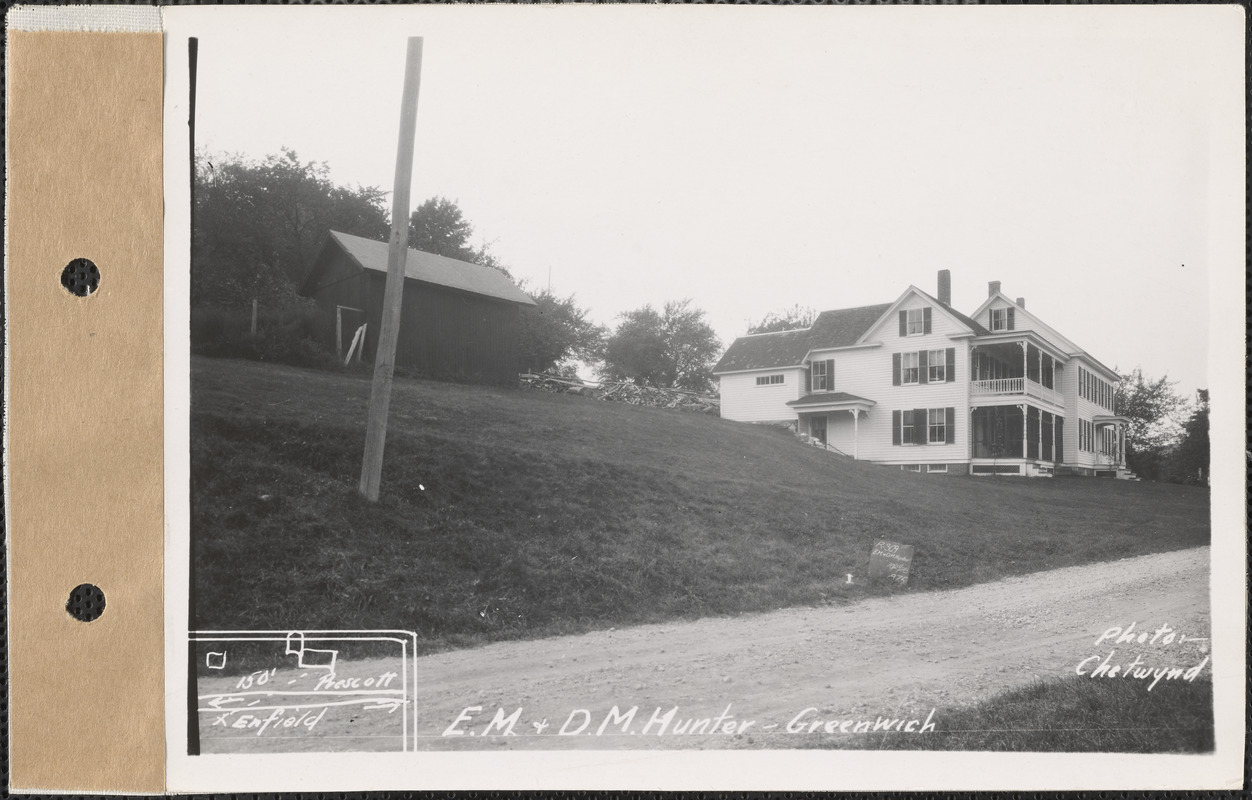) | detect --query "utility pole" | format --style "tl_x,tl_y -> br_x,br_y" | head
359,37 -> 424,501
